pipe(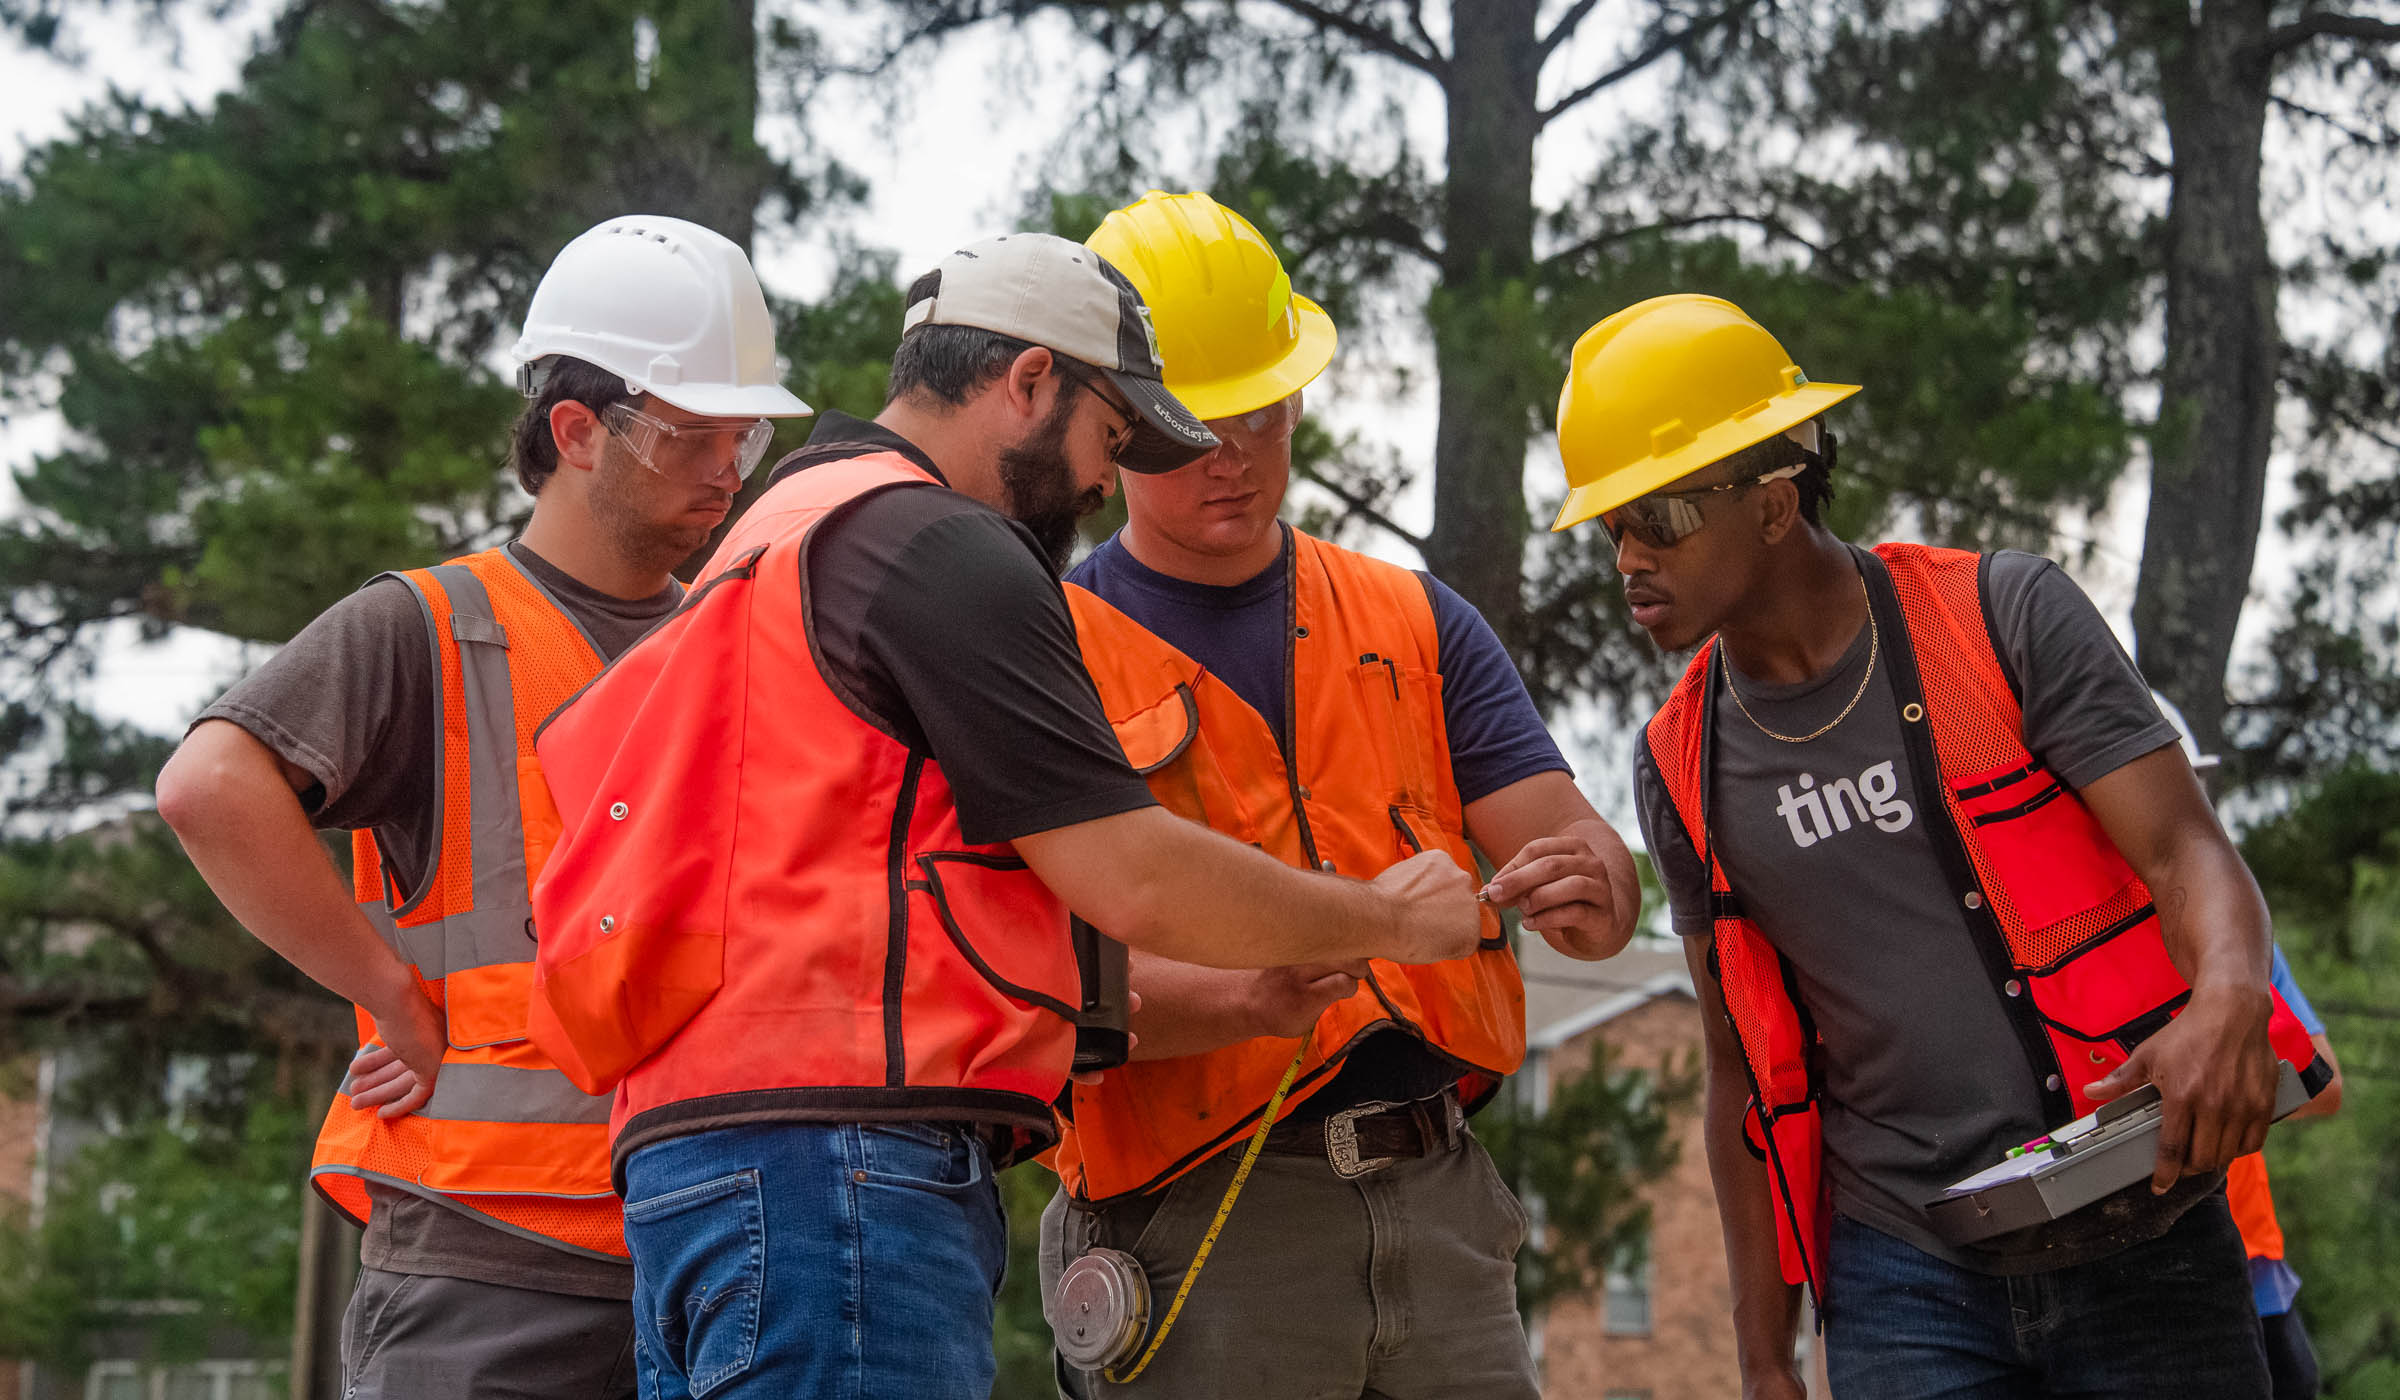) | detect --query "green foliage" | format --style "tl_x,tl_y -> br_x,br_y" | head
2245,766 -> 2400,1397
1479,1045 -> 1696,1311
0,1063 -> 316,1368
